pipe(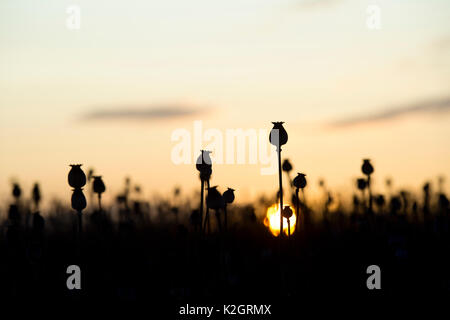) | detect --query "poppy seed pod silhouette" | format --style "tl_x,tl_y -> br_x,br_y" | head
223,188 -> 235,204
293,173 -> 307,189
206,186 -> 224,210
282,205 -> 293,219
357,178 -> 367,191
32,183 -> 41,210
375,194 -> 385,207
68,164 -> 87,189
12,183 -> 22,200
362,159 -> 374,175
71,188 -> 87,212
93,176 -> 106,194
269,122 -> 288,149
282,159 -> 292,173
196,150 -> 212,181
